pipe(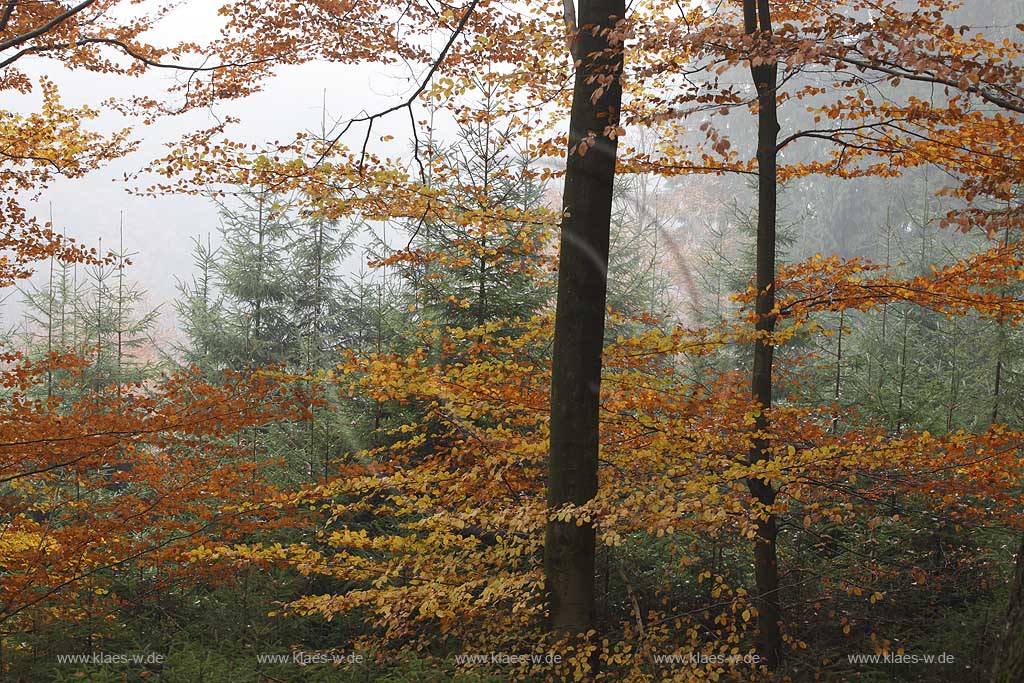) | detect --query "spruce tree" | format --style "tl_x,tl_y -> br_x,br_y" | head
390,86 -> 553,332
19,222 -> 158,400
213,186 -> 295,368
605,172 -> 684,339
